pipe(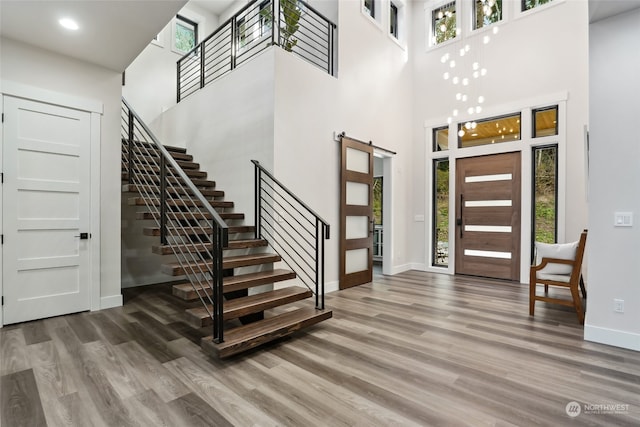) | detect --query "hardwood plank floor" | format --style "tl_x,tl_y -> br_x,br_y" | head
2,271 -> 640,426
